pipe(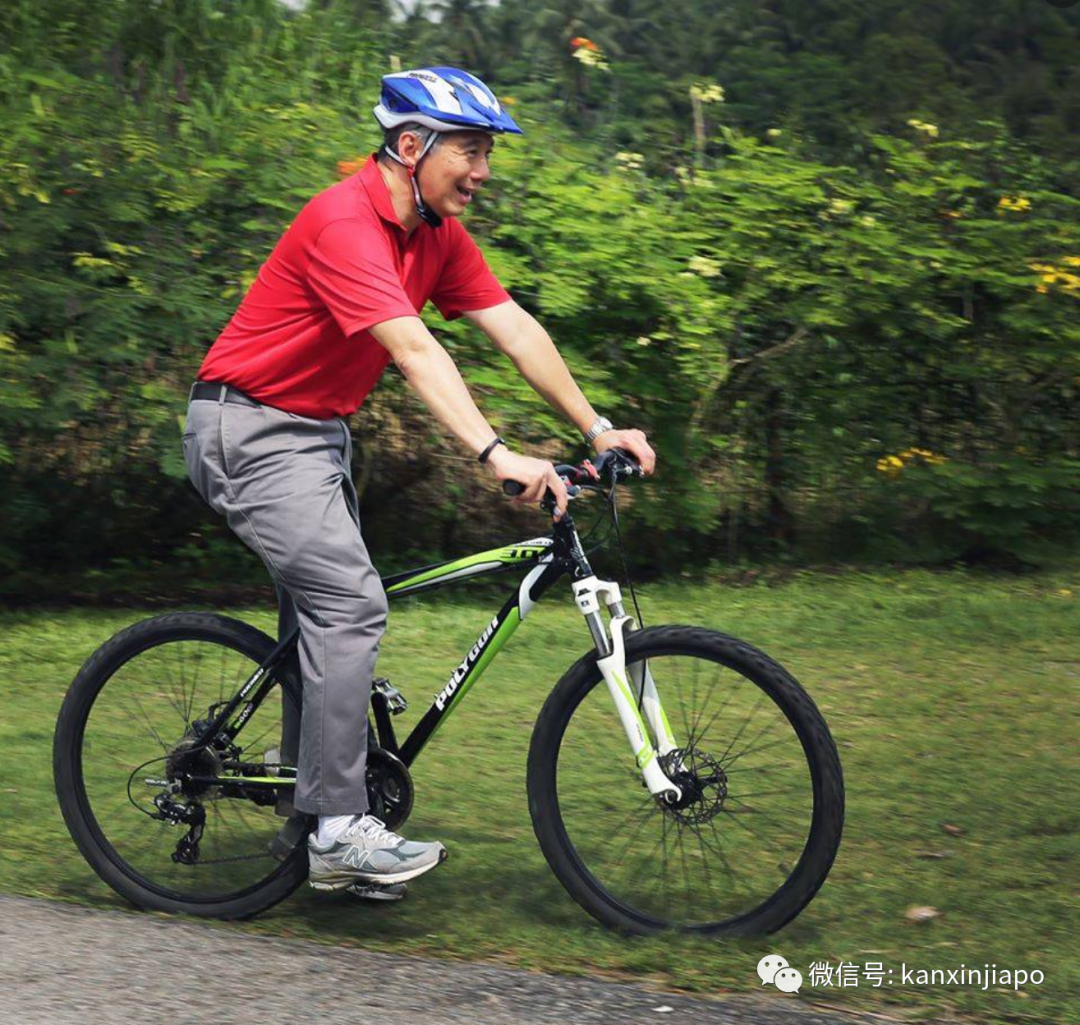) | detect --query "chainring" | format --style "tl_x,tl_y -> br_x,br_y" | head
365,748 -> 414,830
